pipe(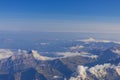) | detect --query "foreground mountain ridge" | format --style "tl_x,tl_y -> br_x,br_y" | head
0,38 -> 120,80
